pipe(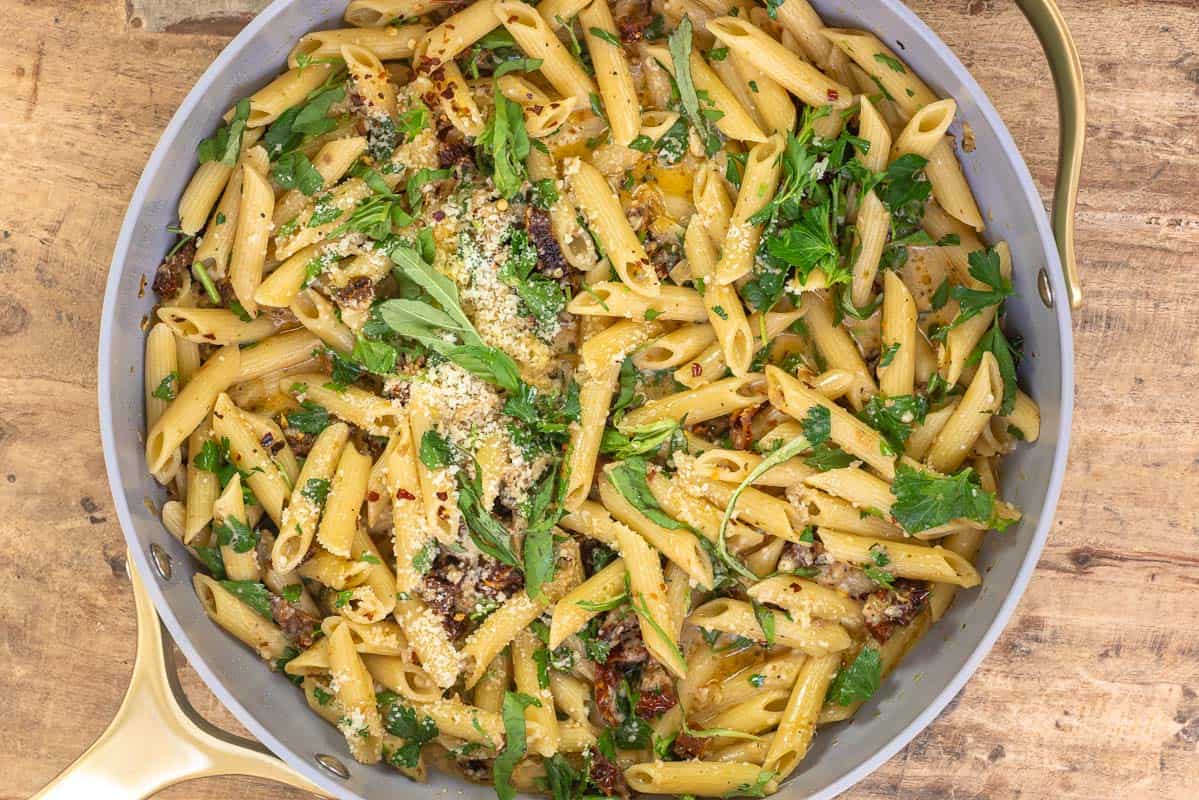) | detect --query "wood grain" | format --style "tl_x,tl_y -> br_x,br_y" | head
0,0 -> 1196,798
